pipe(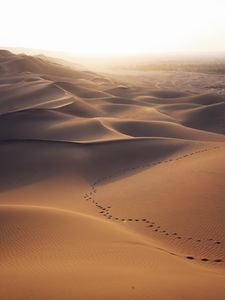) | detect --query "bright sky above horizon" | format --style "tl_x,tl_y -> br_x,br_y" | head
1,0 -> 225,56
